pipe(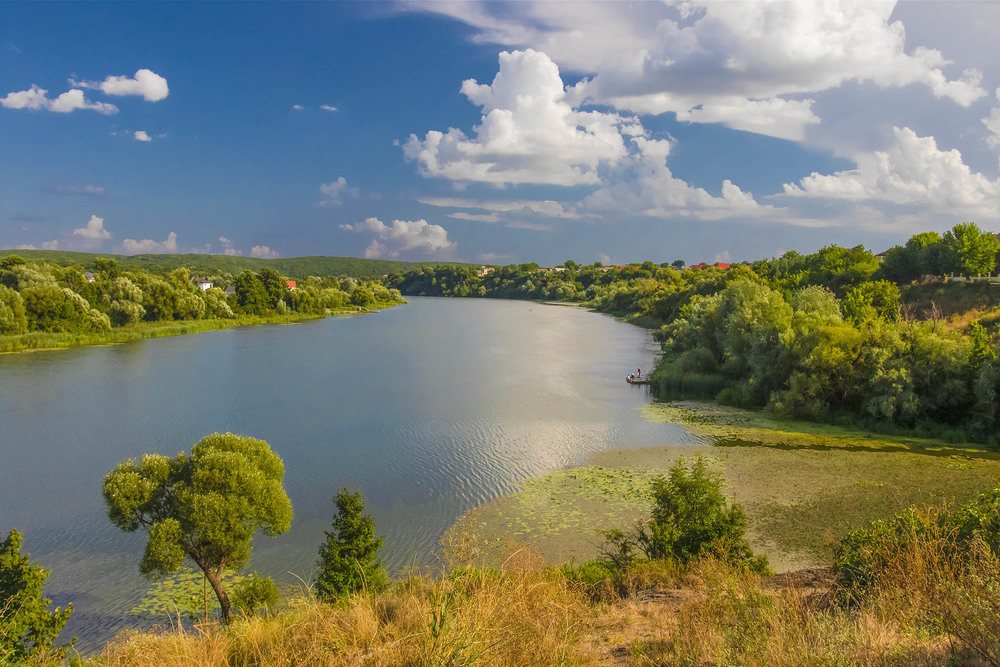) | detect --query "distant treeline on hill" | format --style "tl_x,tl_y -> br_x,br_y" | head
1,249 -> 472,280
386,223 -> 1000,446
